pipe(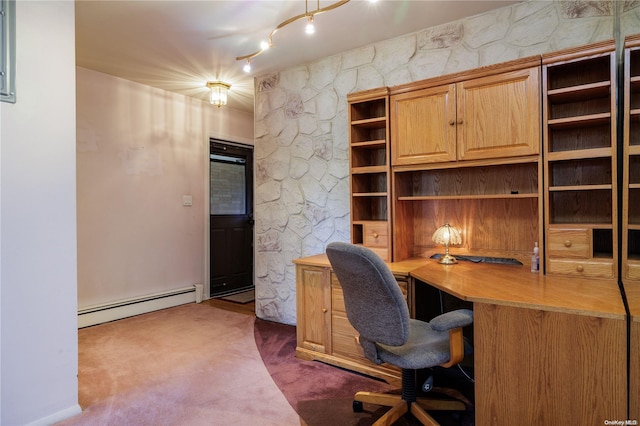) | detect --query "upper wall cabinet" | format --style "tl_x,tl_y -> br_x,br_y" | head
390,59 -> 541,166
390,84 -> 457,164
542,41 -> 617,279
